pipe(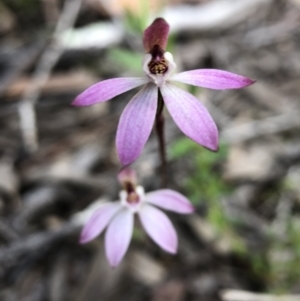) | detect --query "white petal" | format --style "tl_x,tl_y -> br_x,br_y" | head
139,204 -> 177,253
79,203 -> 122,243
145,189 -> 194,214
105,209 -> 134,267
